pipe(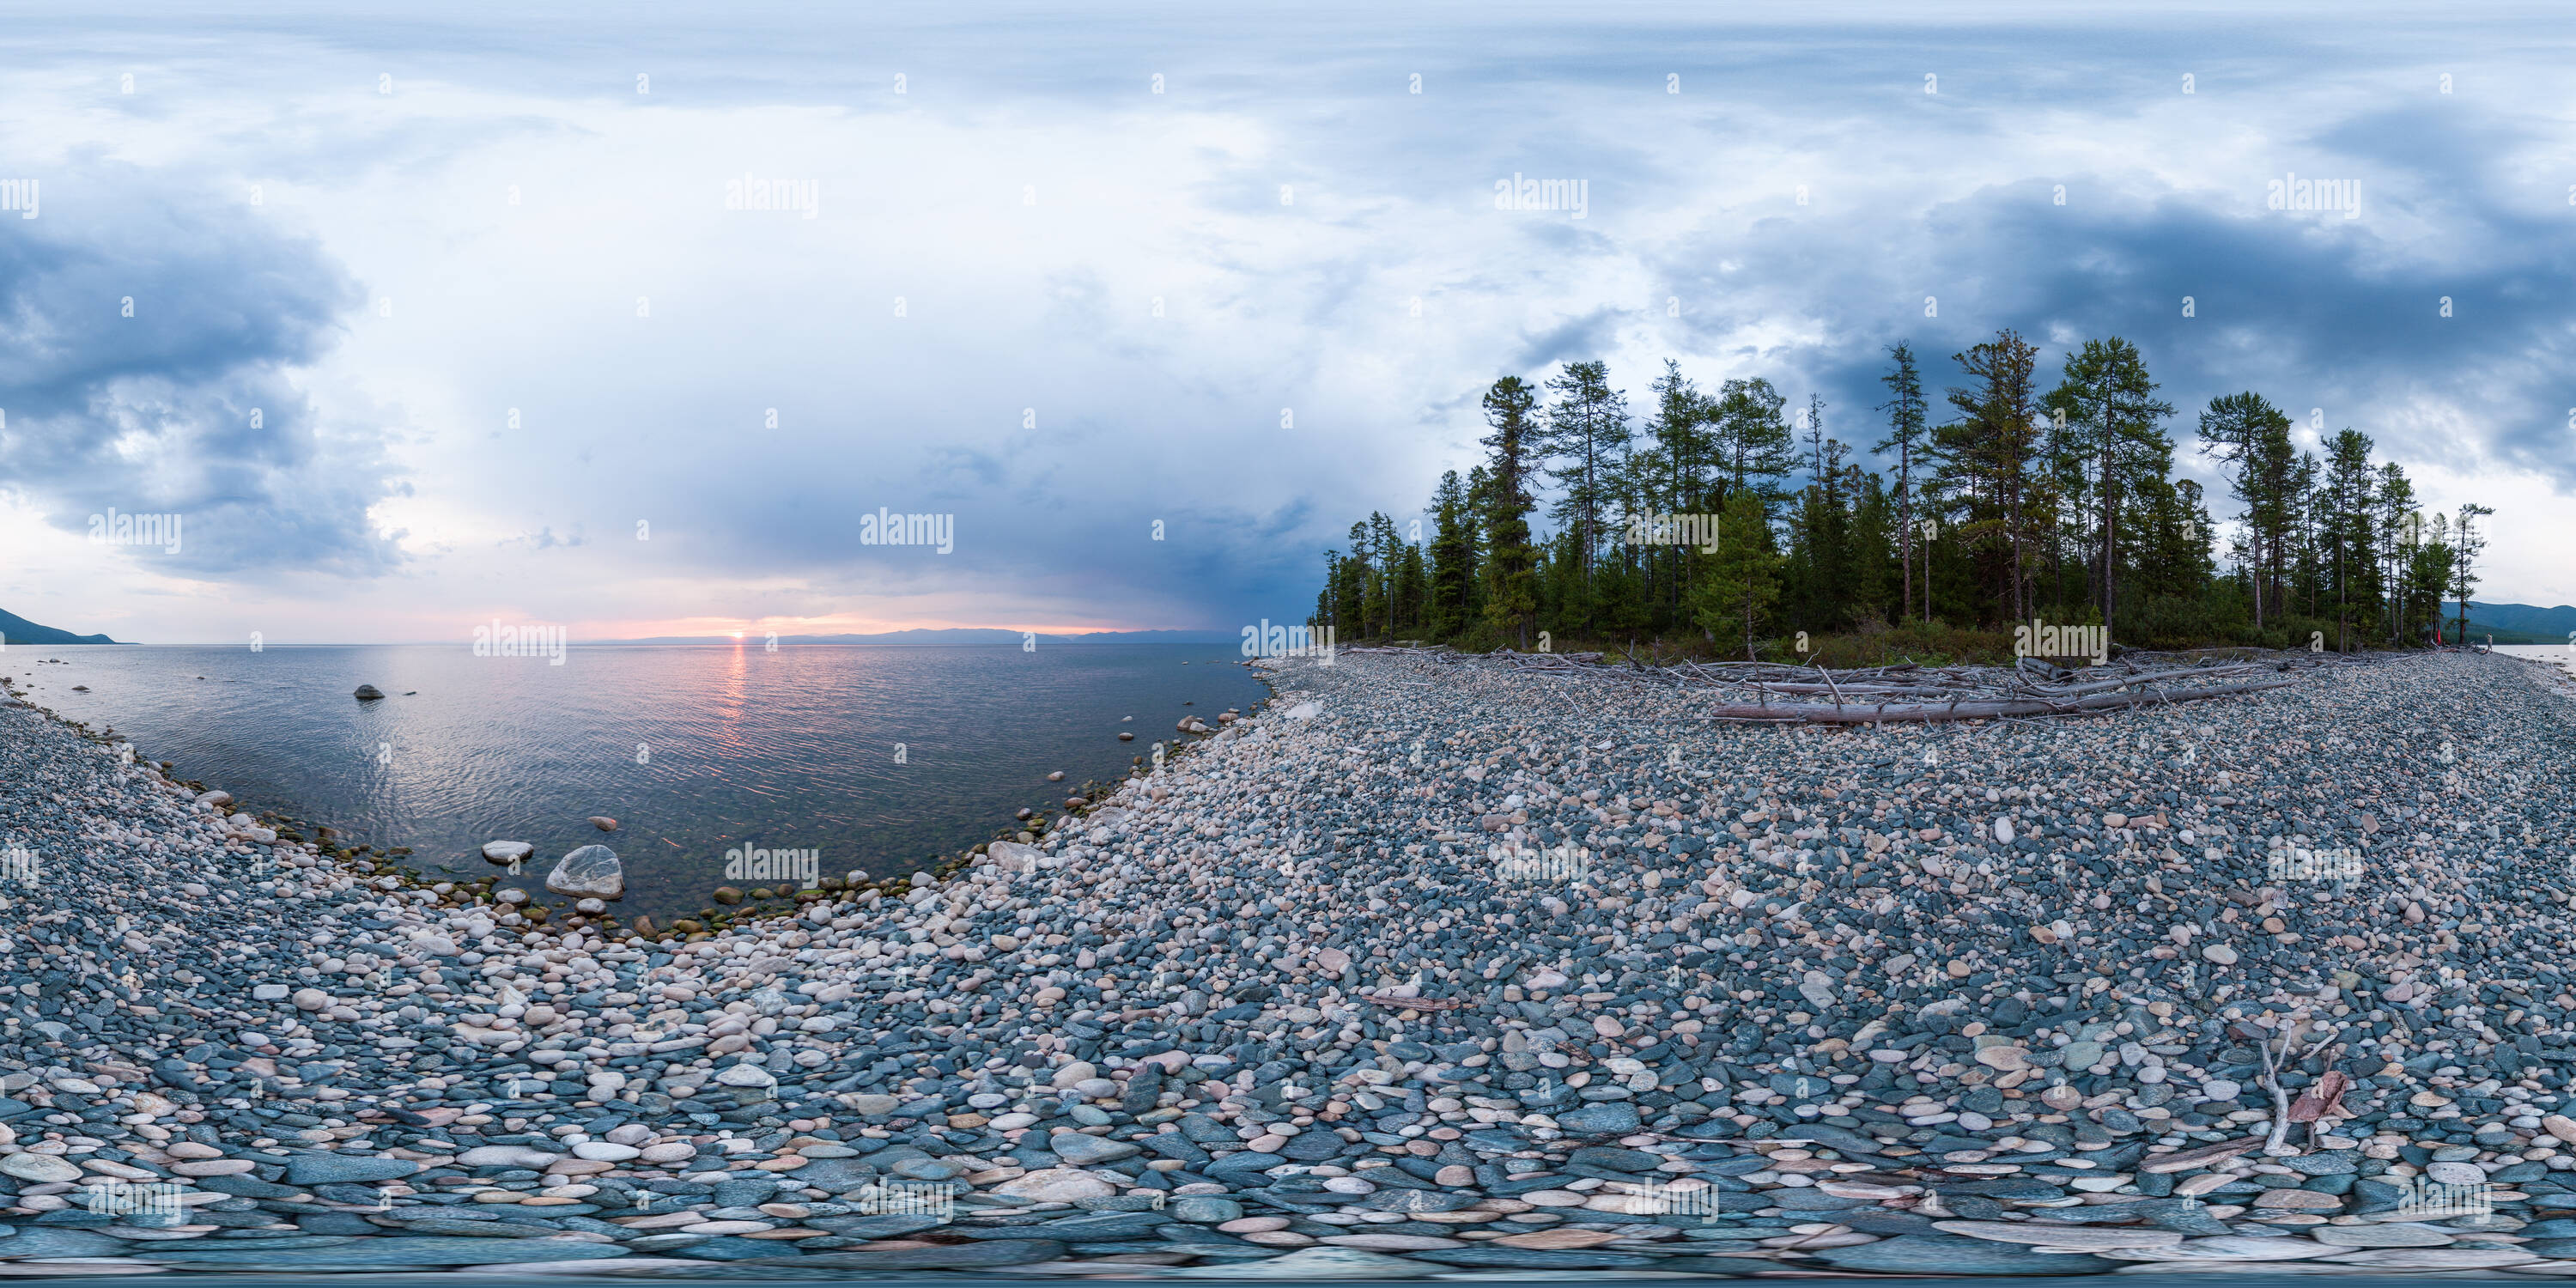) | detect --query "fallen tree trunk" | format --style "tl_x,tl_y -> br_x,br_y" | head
1706,677 -> 2300,724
